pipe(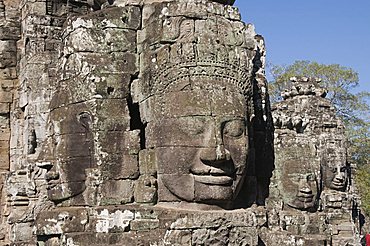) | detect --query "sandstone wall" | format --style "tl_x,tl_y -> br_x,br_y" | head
0,1 -> 363,245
